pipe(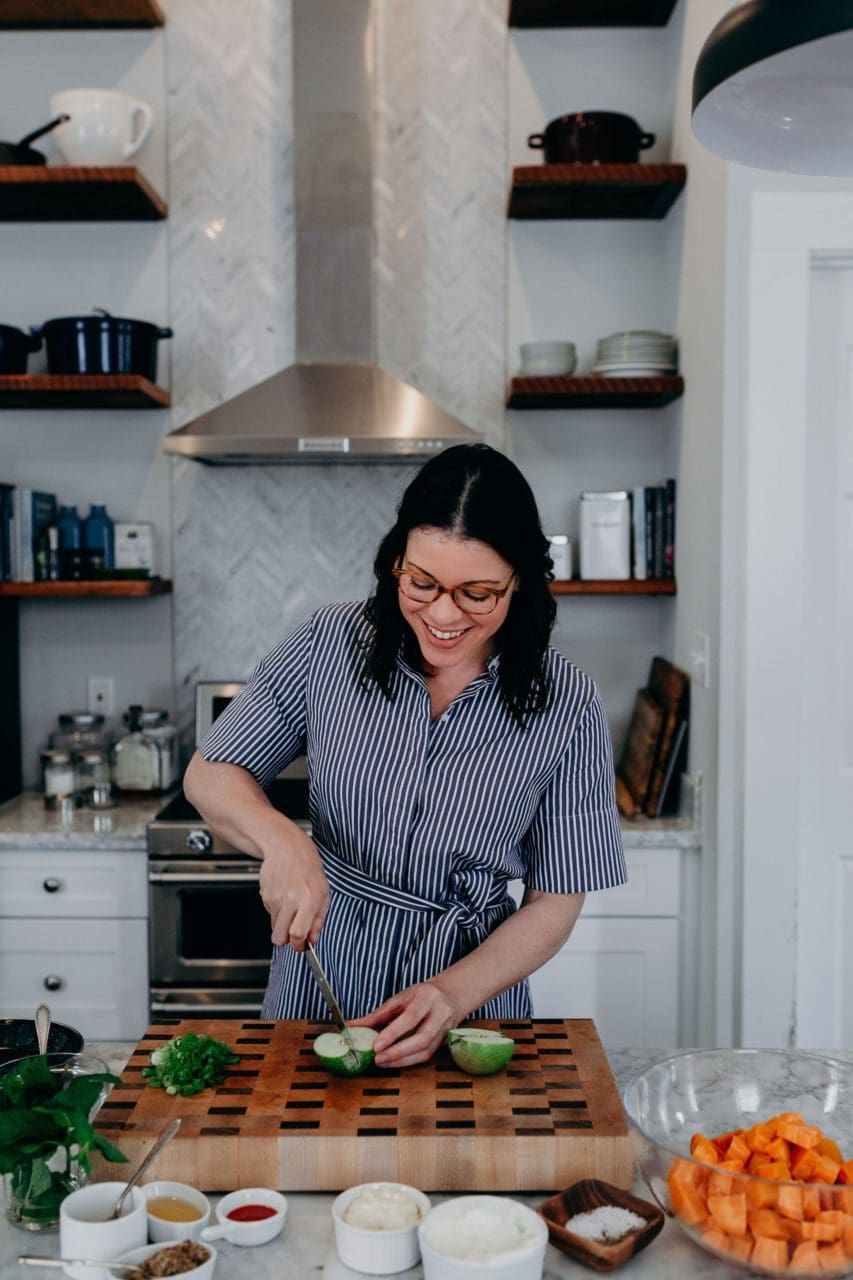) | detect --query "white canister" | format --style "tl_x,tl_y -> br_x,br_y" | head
579,491 -> 631,580
546,534 -> 572,581
50,89 -> 154,166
